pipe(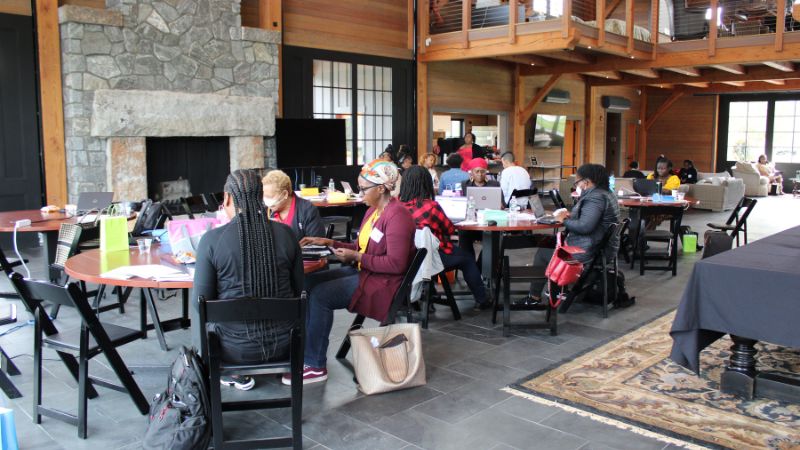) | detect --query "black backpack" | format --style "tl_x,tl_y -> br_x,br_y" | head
132,200 -> 169,237
582,268 -> 635,309
143,346 -> 211,450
